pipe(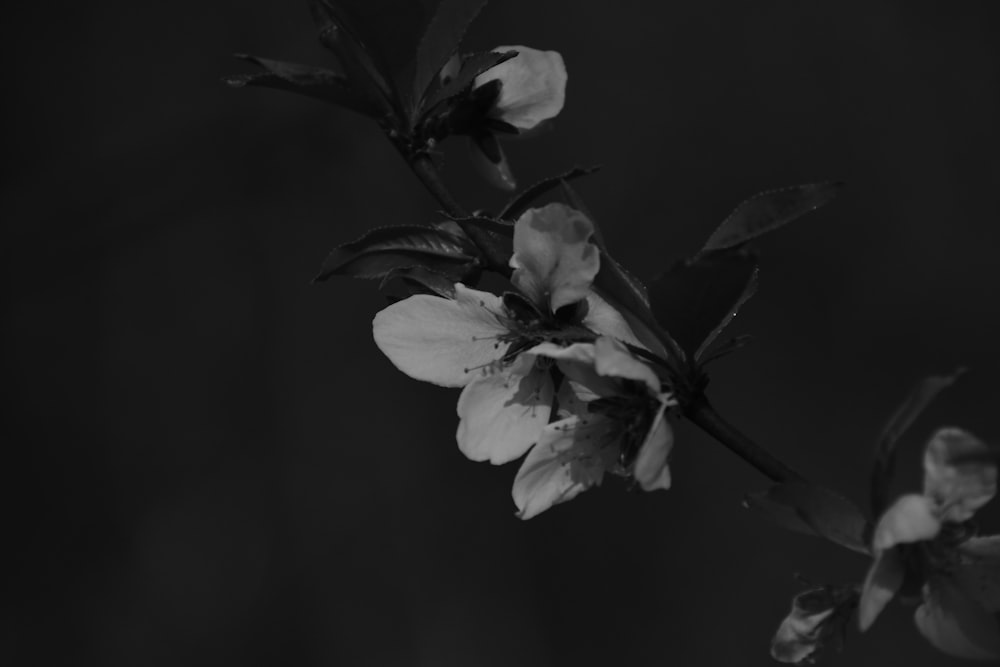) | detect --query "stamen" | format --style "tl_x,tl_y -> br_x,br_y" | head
461,359 -> 506,376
